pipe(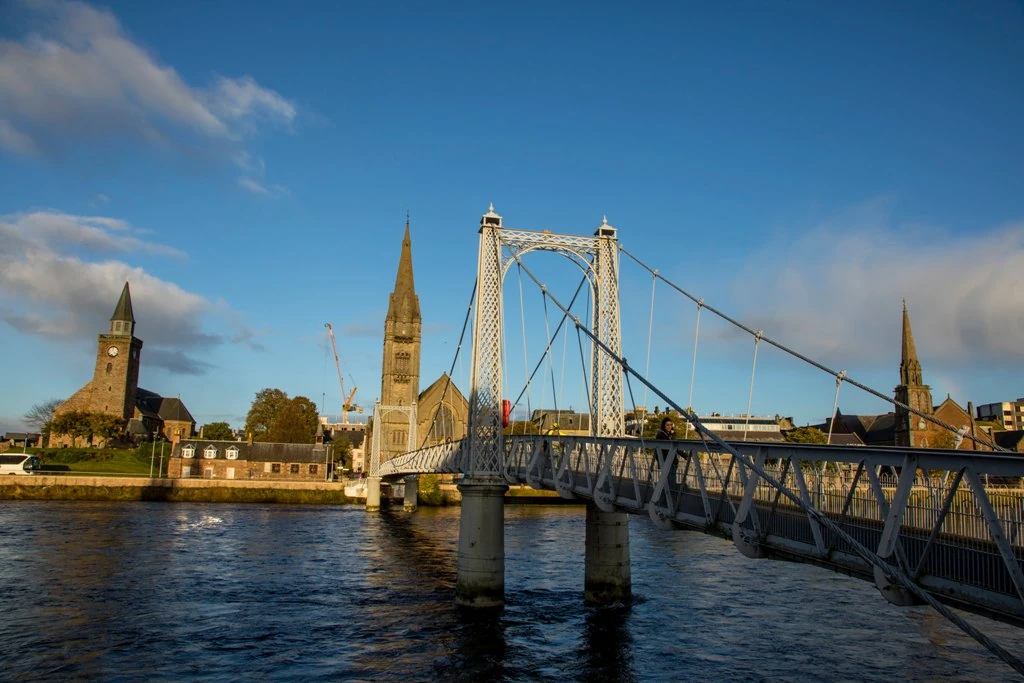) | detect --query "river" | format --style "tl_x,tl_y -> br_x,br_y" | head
0,502 -> 1021,681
